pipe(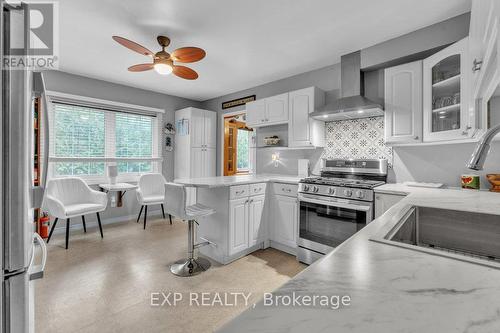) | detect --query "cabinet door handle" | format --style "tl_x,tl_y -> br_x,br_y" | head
414,136 -> 419,140
472,59 -> 483,72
